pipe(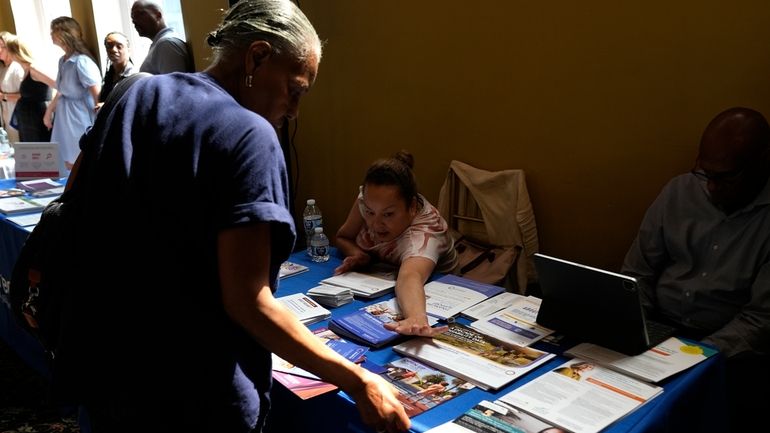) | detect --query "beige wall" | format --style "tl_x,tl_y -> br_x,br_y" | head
291,0 -> 770,271
3,0 -> 770,272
